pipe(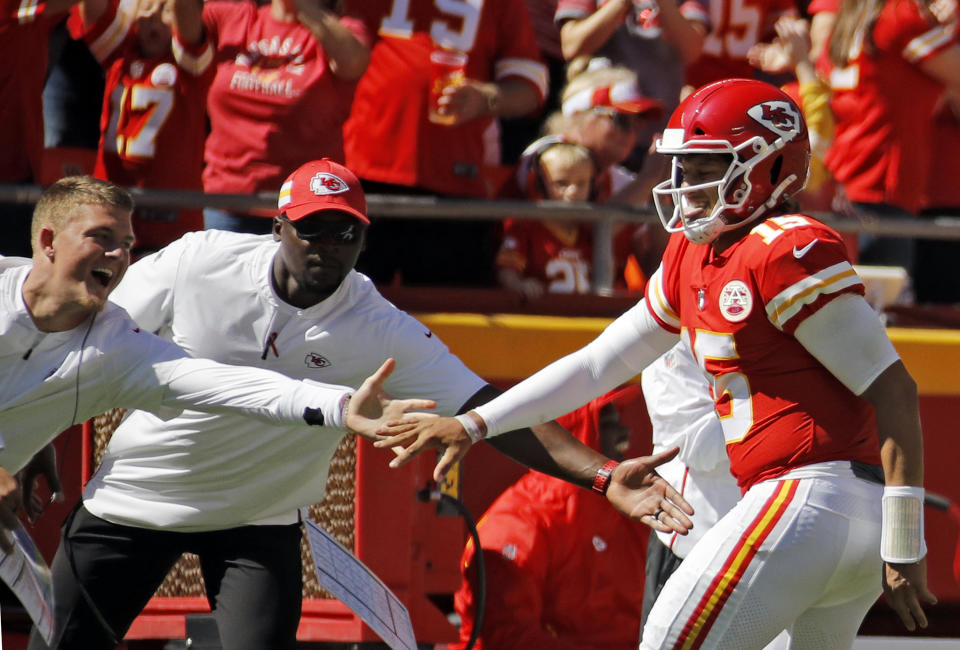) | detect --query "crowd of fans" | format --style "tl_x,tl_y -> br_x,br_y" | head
3,0 -> 959,302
